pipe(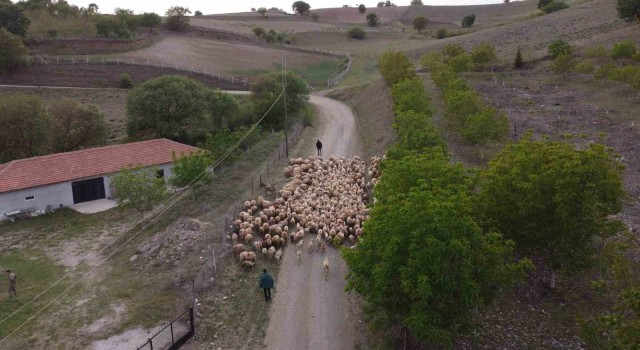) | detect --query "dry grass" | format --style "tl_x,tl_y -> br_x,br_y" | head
191,17 -> 342,34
